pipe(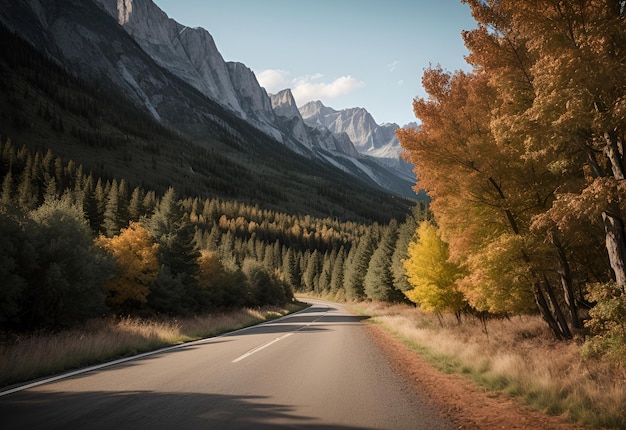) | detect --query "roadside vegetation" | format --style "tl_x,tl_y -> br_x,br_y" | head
0,303 -> 305,389
348,300 -> 626,429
